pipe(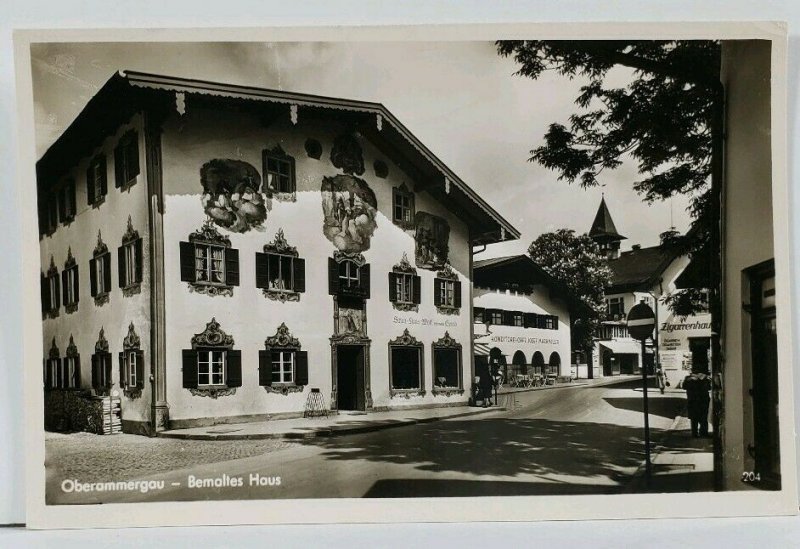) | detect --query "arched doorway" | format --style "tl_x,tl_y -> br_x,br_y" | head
489,347 -> 507,380
548,352 -> 561,377
531,351 -> 545,377
512,350 -> 527,378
